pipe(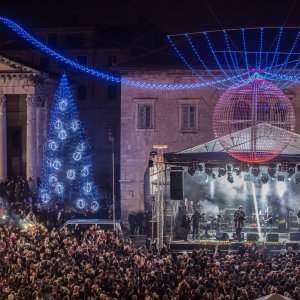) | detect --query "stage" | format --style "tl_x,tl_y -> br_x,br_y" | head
169,231 -> 300,253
